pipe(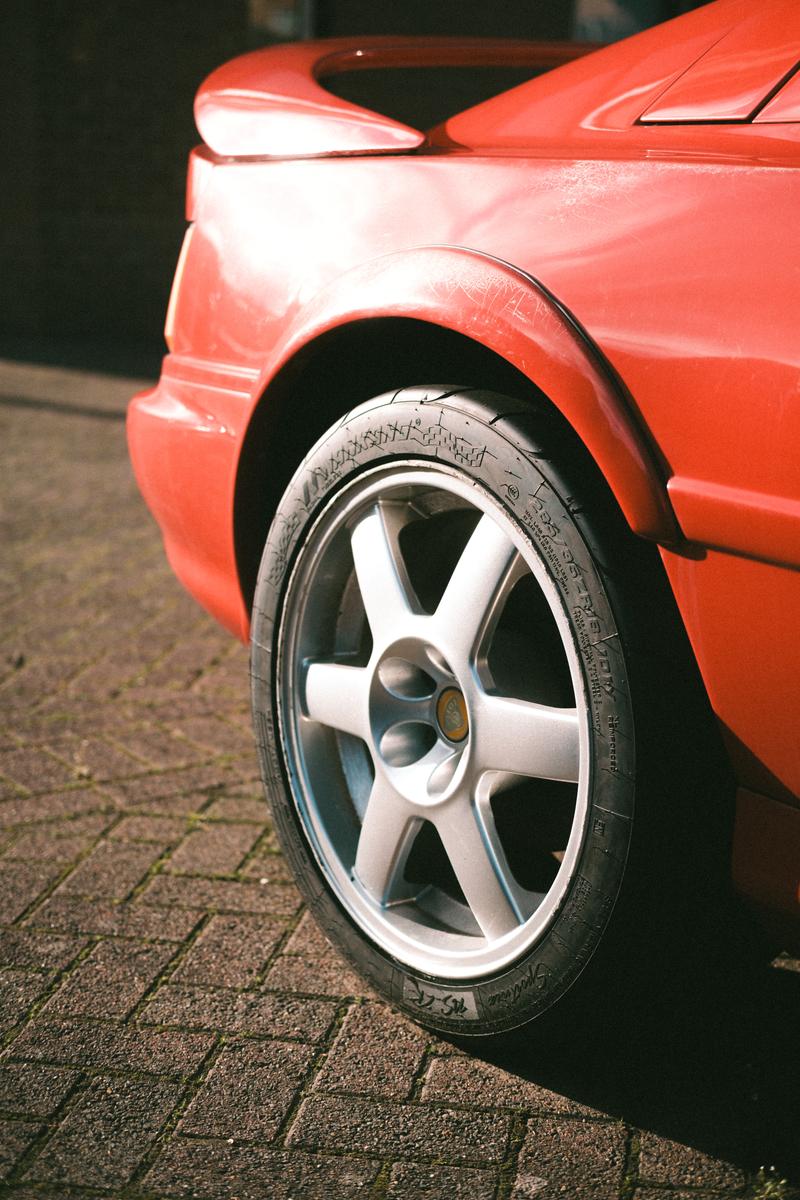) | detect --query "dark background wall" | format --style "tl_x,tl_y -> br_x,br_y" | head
0,0 -> 696,371
1,1 -> 252,368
